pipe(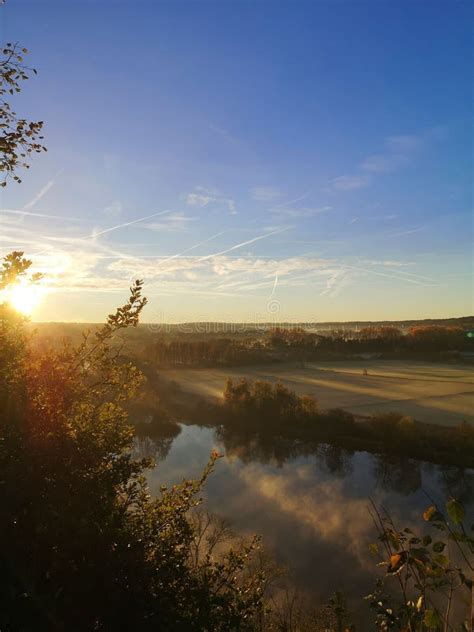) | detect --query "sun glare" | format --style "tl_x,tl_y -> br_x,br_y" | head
4,281 -> 48,316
